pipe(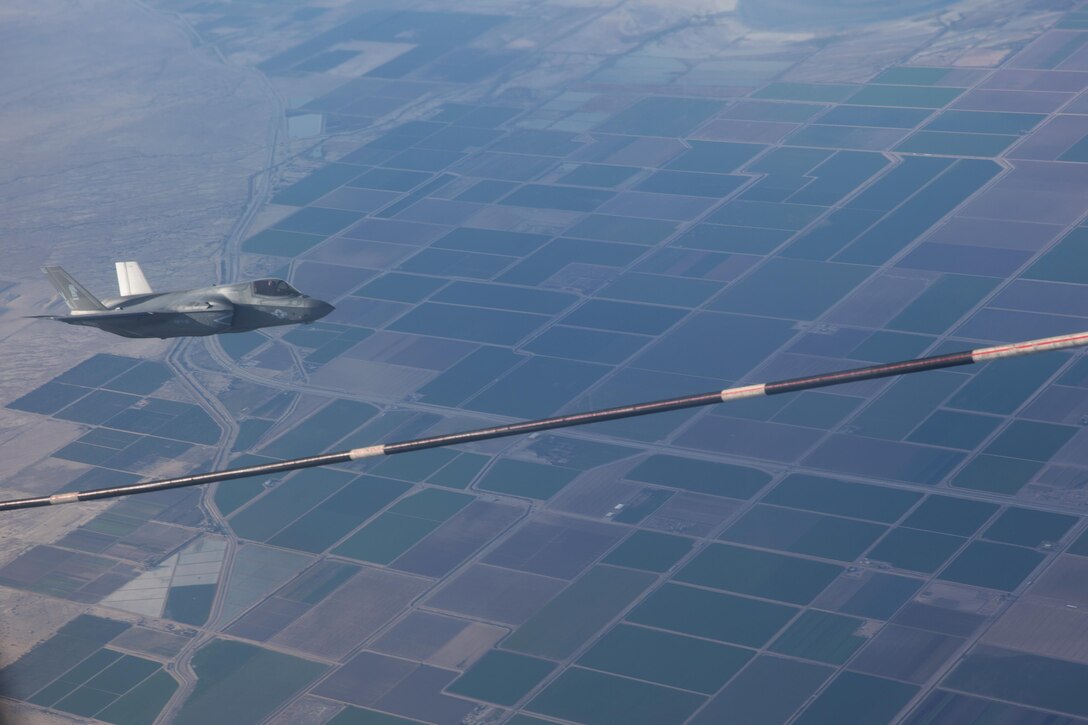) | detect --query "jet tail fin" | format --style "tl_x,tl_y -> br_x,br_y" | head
42,267 -> 107,312
115,261 -> 152,297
